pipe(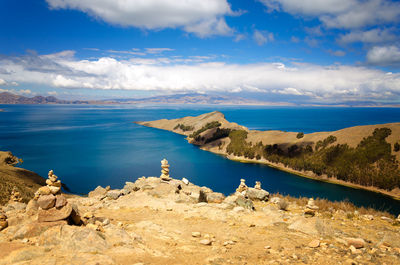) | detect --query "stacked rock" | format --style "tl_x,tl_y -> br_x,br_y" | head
0,210 -> 7,231
9,187 -> 23,203
304,198 -> 319,216
236,179 -> 248,193
254,181 -> 261,190
35,170 -> 73,223
160,158 -> 171,181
